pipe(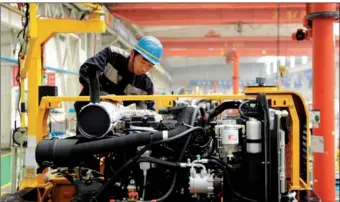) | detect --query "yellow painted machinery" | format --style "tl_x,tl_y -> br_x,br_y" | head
5,2 -> 105,191
1,72 -> 321,202
0,3 -> 321,202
